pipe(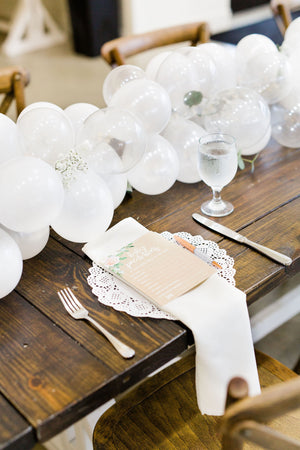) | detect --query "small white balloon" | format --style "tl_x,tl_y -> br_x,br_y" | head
204,87 -> 270,155
162,114 -> 206,183
0,228 -> 23,298
127,134 -> 179,195
0,224 -> 49,260
64,103 -> 99,136
101,172 -> 128,209
51,169 -> 114,243
103,65 -> 146,105
18,101 -> 64,121
0,156 -> 64,233
76,107 -> 146,174
145,51 -> 172,80
109,78 -> 172,134
0,113 -> 22,164
271,103 -> 300,148
194,42 -> 237,92
17,107 -> 75,166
